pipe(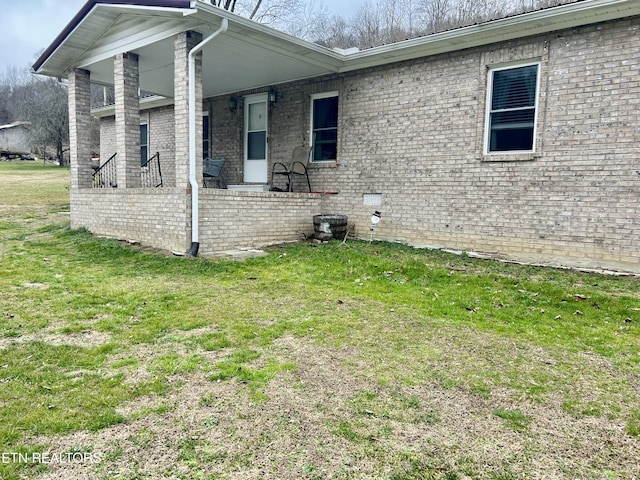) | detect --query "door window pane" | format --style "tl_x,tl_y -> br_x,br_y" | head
248,131 -> 266,160
248,102 -> 266,131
